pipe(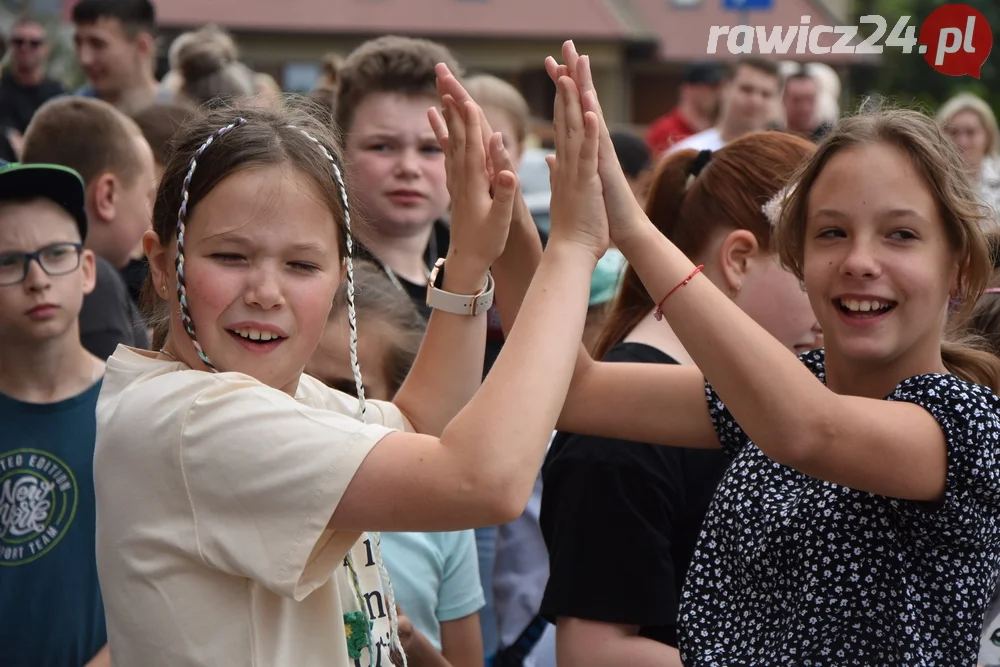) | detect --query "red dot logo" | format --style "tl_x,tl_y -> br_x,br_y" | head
919,4 -> 992,78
